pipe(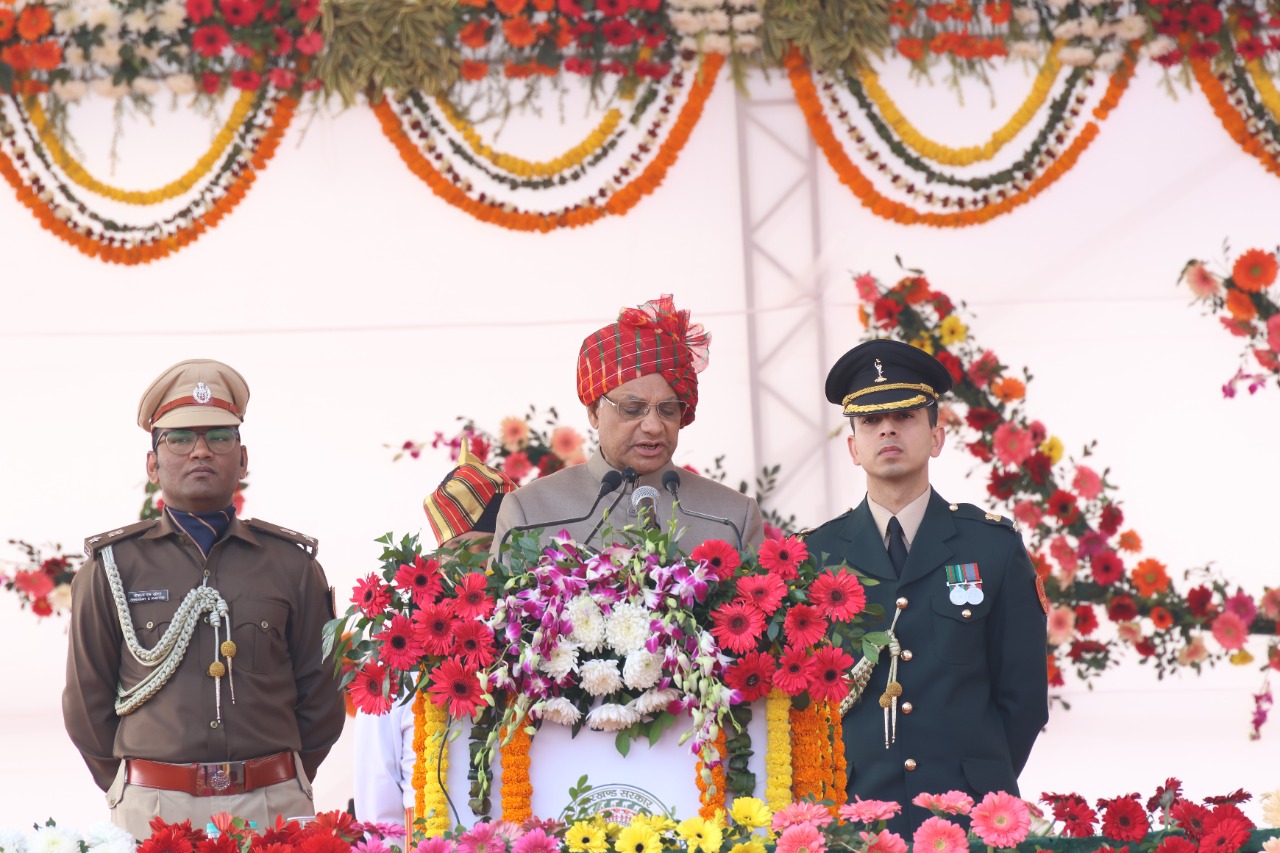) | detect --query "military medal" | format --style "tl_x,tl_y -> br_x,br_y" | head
946,563 -> 984,606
